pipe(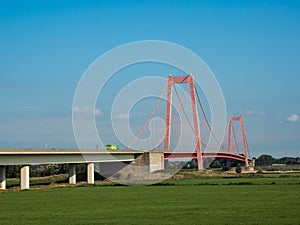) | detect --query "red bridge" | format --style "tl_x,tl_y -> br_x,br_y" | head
128,74 -> 251,170
164,152 -> 250,163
